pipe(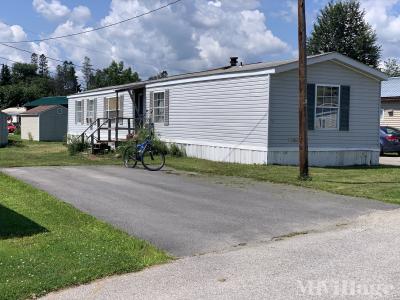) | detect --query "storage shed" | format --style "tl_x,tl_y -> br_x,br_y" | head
0,112 -> 8,147
21,105 -> 68,141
